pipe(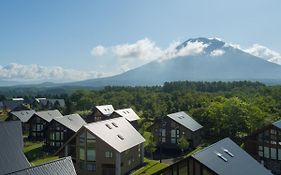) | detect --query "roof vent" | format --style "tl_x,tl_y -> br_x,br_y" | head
105,124 -> 112,129
123,111 -> 126,114
223,148 -> 234,157
216,152 -> 228,162
68,117 -> 73,121
117,134 -> 124,140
